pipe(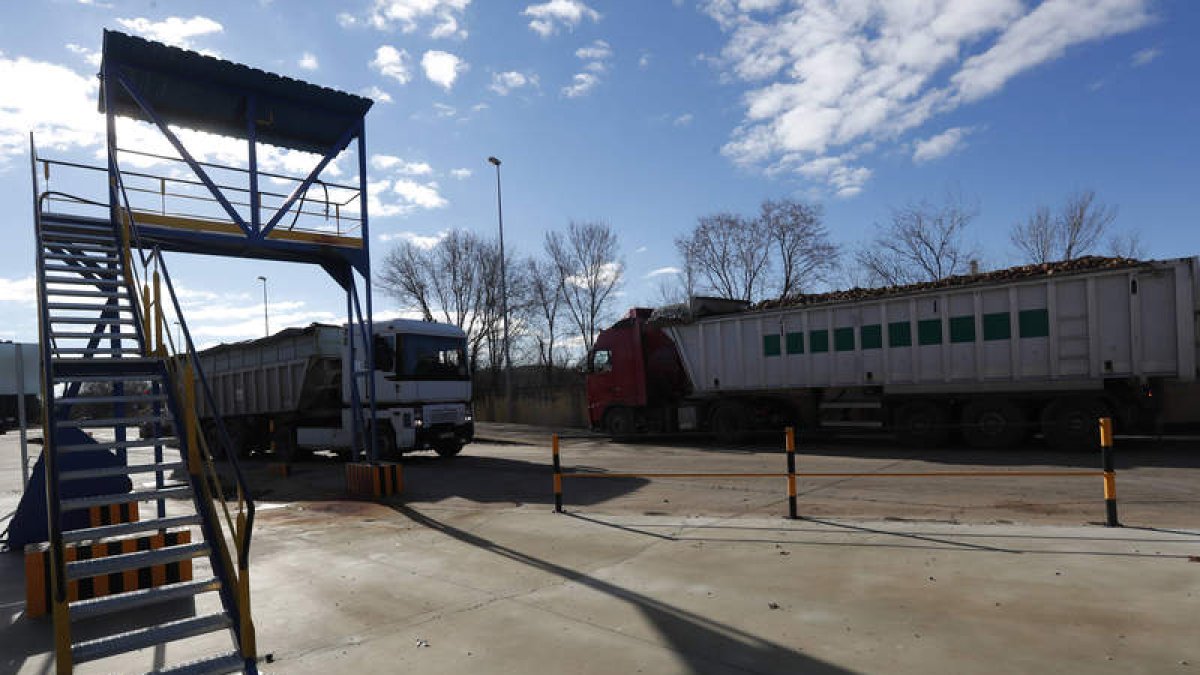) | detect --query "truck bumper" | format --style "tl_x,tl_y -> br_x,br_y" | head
417,421 -> 473,448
